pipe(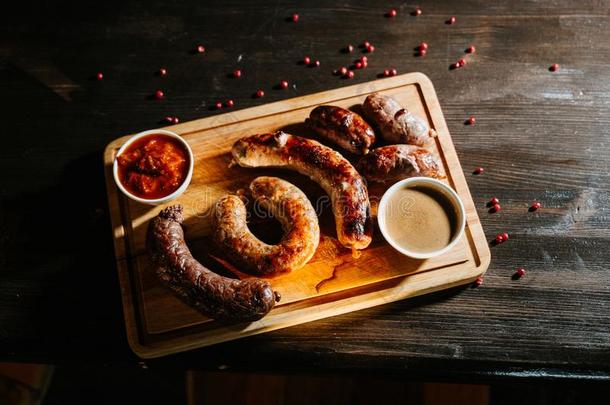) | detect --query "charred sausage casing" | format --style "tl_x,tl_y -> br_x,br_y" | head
362,93 -> 435,146
212,176 -> 320,275
357,144 -> 442,184
231,132 -> 373,250
147,205 -> 279,322
307,105 -> 376,155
